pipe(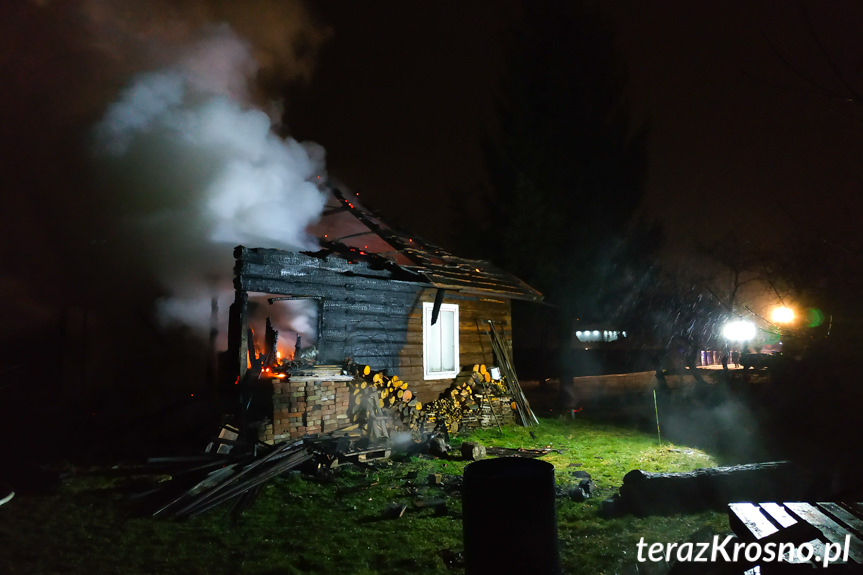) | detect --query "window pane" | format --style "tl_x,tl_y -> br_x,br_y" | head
440,310 -> 454,371
423,302 -> 458,379
428,316 -> 442,372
